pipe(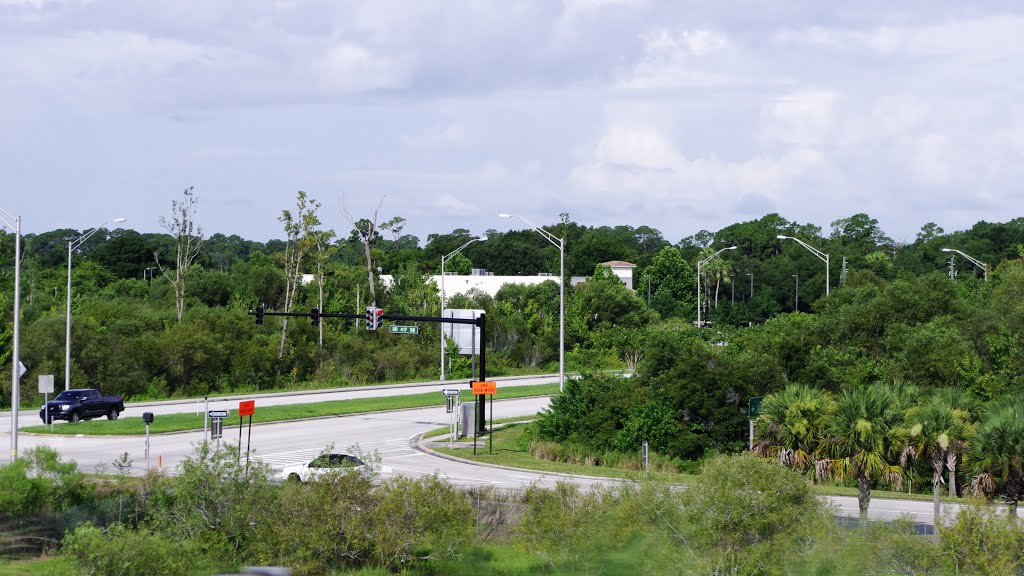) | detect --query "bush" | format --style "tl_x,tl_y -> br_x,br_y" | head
0,447 -> 93,516
676,453 -> 833,574
939,500 -> 1024,575
63,523 -> 216,576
